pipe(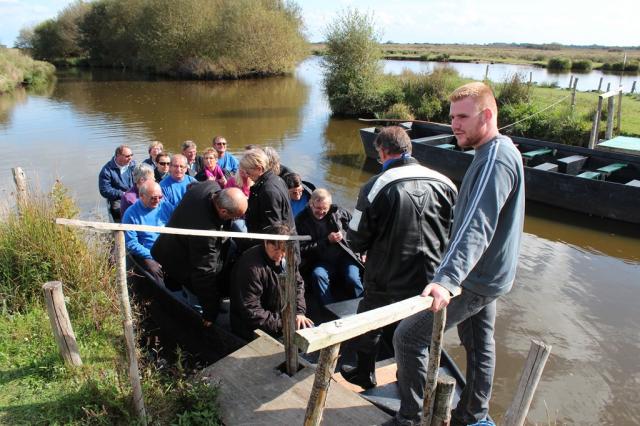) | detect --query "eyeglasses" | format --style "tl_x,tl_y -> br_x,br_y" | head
171,164 -> 187,169
149,195 -> 163,201
215,142 -> 227,146
122,153 -> 134,158
157,161 -> 170,166
204,156 -> 216,160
